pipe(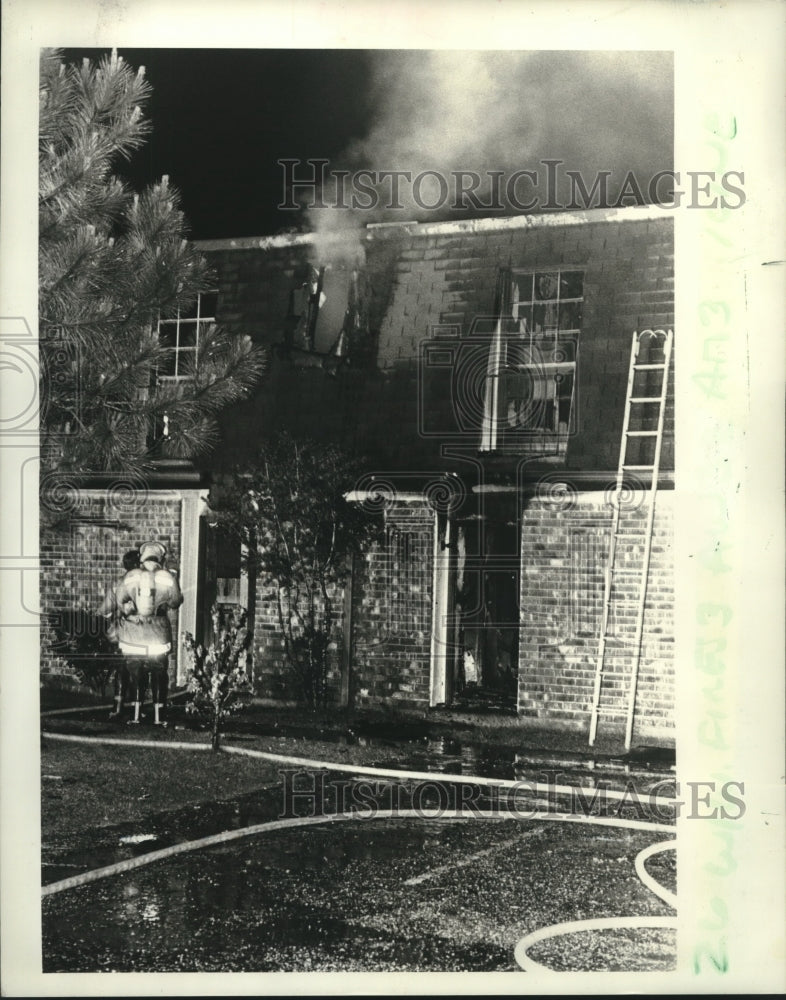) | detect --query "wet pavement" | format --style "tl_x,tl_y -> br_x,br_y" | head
41,765 -> 674,882
40,702 -> 677,973
43,702 -> 676,788
42,782 -> 285,884
42,815 -> 675,973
